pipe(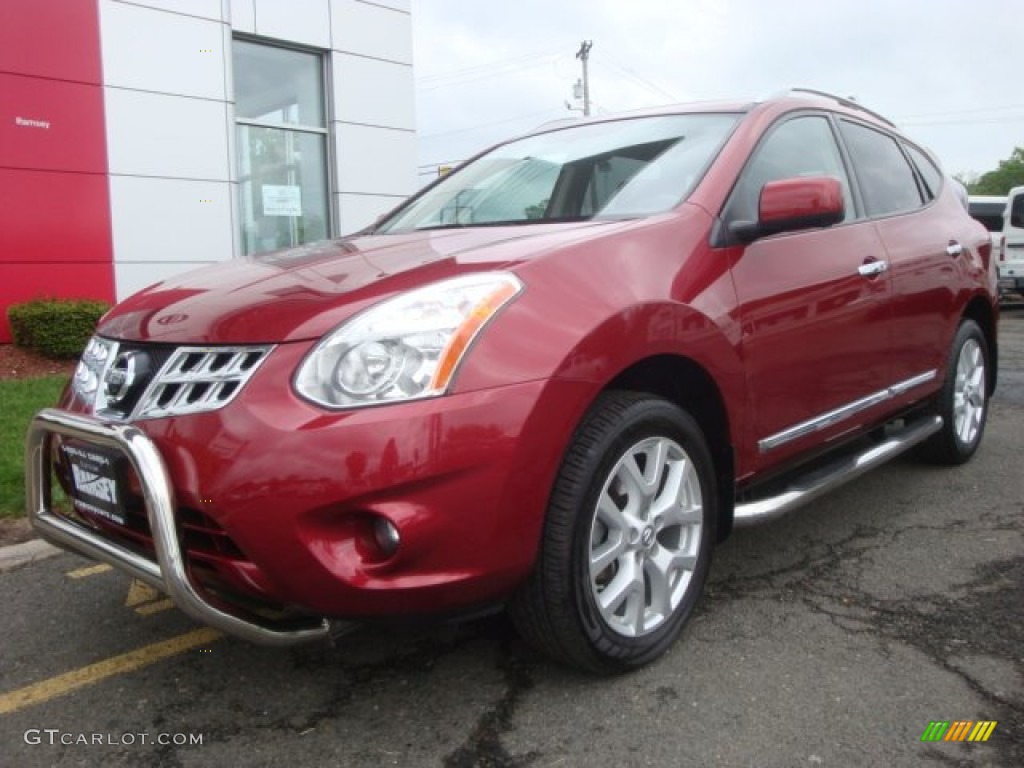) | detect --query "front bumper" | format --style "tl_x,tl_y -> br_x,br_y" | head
26,408 -> 336,645
27,369 -> 594,645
